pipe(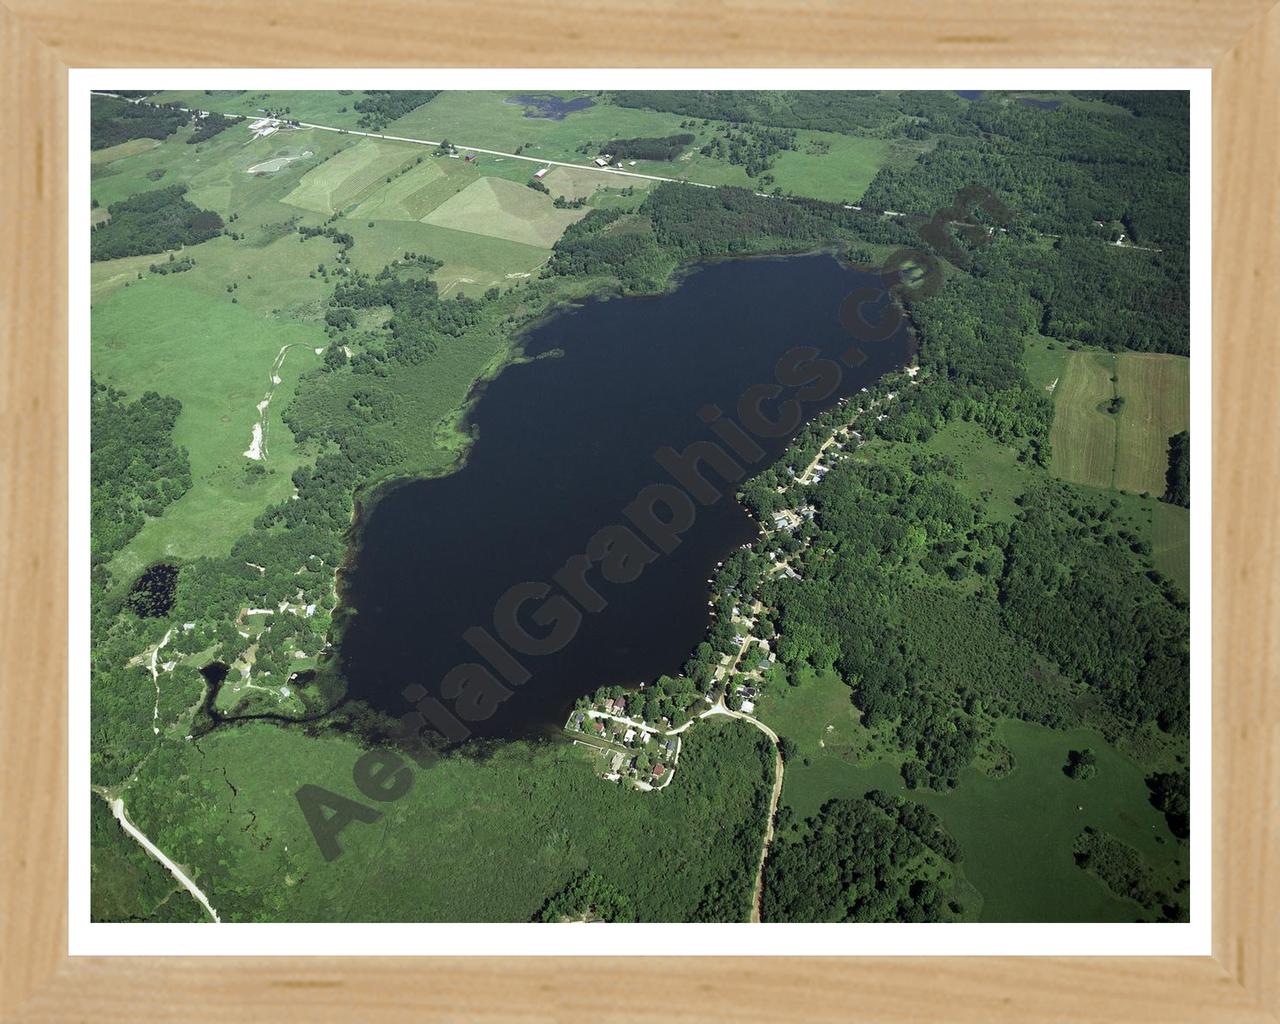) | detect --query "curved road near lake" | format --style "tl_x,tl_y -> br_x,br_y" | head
701,704 -> 783,923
